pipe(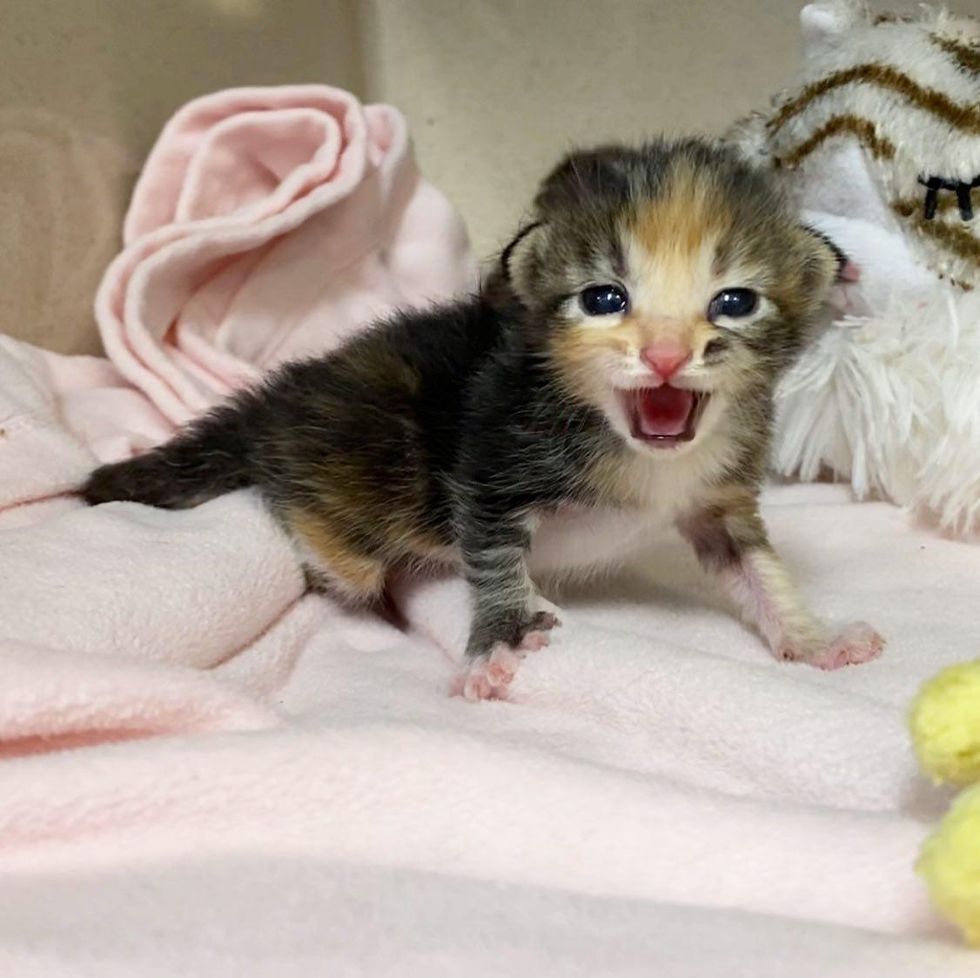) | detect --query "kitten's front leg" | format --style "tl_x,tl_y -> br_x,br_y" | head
677,492 -> 884,669
454,517 -> 560,701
